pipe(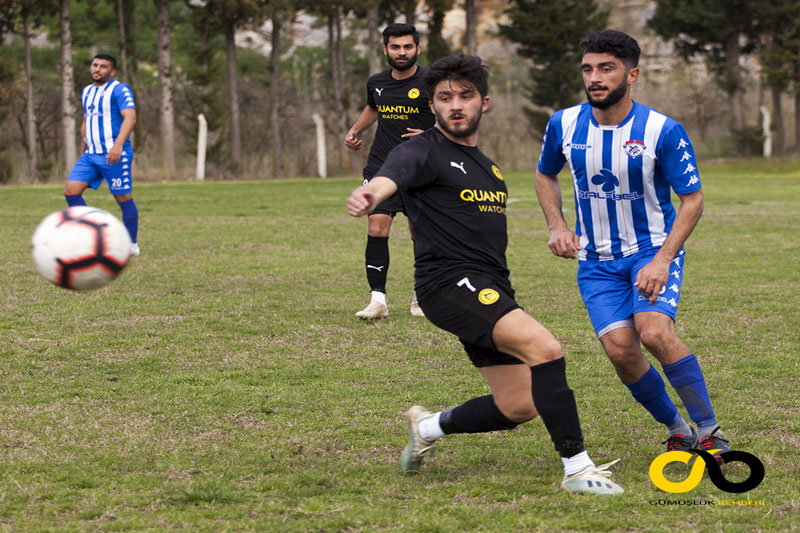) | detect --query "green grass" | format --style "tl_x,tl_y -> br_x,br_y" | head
1,161 -> 798,531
